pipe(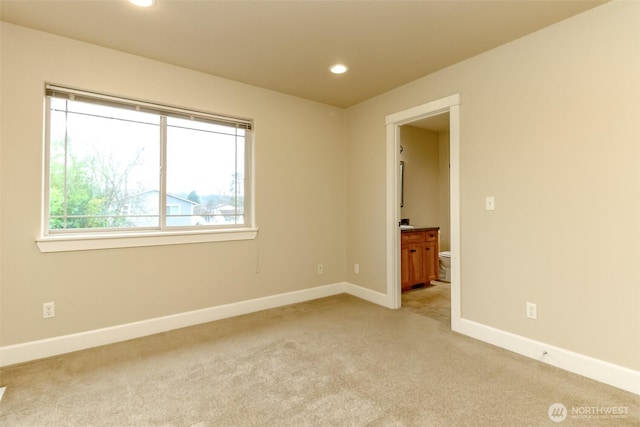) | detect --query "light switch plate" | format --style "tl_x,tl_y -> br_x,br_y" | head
485,196 -> 495,211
